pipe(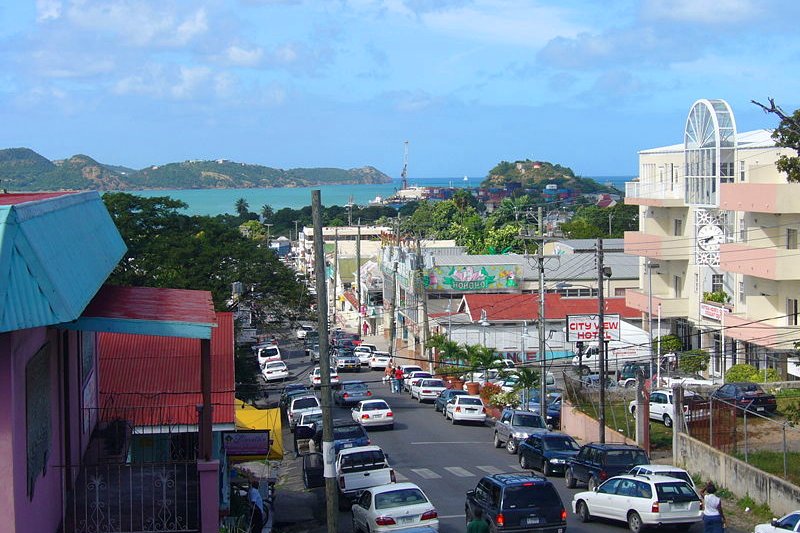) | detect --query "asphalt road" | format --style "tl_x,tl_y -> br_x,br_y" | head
275,345 -> 704,533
